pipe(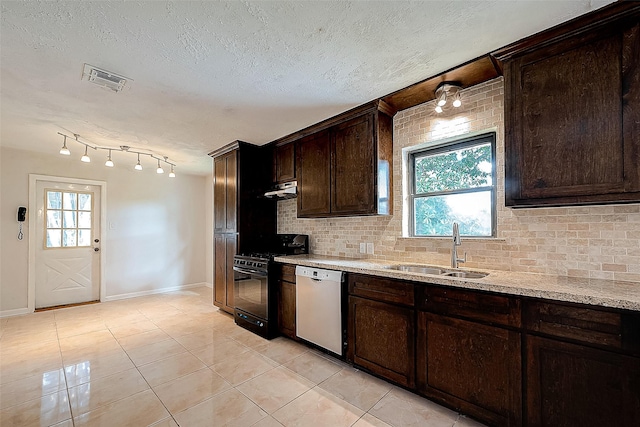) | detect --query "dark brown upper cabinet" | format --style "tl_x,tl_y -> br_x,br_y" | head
296,130 -> 331,216
273,143 -> 296,183
294,101 -> 394,218
494,3 -> 640,207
